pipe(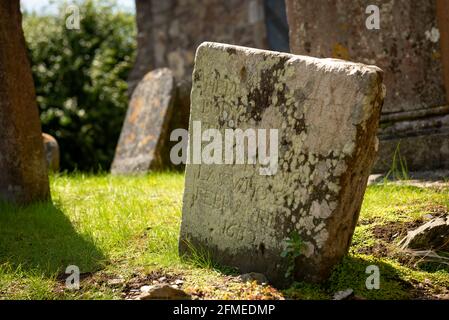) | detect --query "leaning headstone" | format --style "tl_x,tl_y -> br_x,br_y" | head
179,42 -> 384,286
0,1 -> 50,204
111,68 -> 176,174
42,133 -> 60,172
